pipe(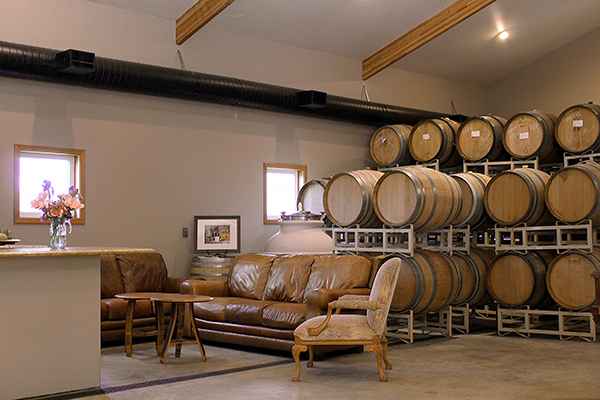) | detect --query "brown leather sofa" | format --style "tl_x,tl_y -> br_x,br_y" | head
101,252 -> 182,343
181,254 -> 372,351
